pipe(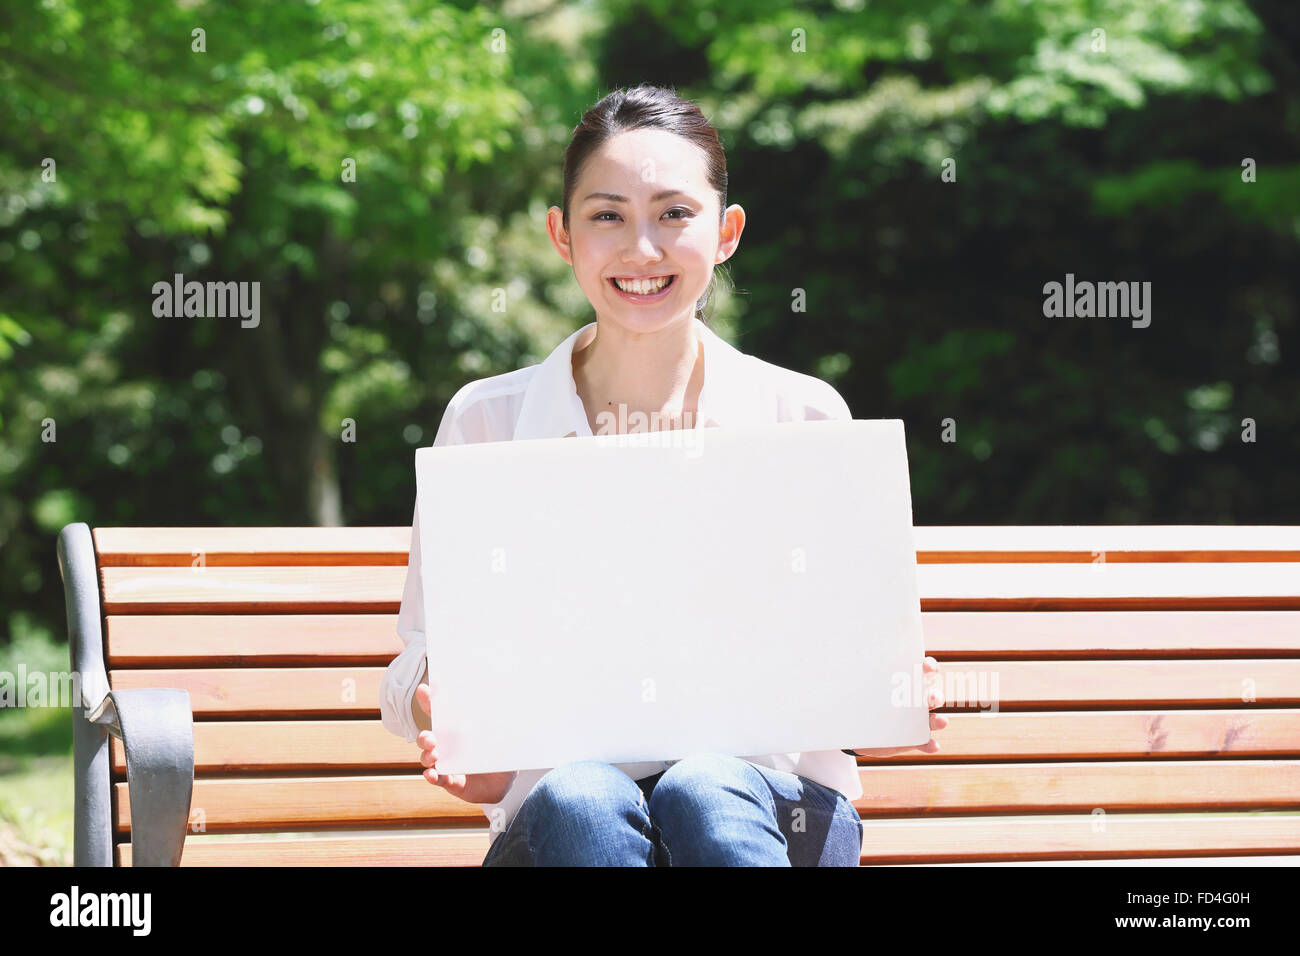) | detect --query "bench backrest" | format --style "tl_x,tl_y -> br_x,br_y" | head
94,525 -> 1300,865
